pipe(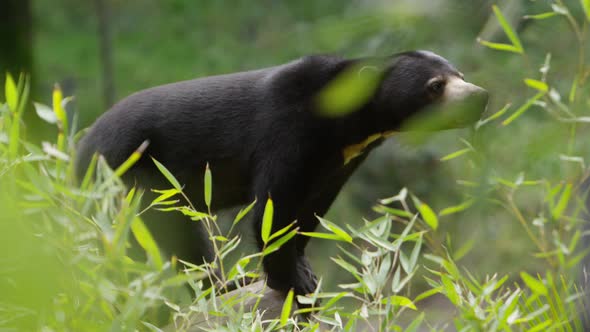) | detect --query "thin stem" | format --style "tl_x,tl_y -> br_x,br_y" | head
506,193 -> 556,267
